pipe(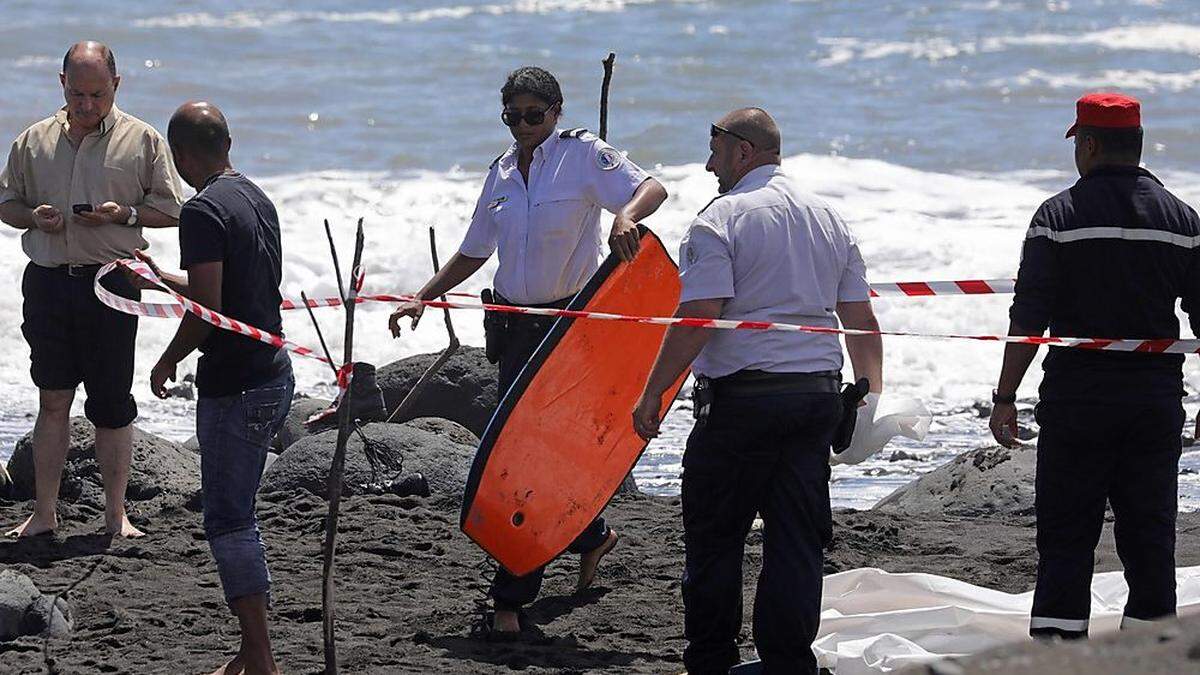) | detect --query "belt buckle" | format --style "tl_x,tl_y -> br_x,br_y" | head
67,264 -> 88,277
